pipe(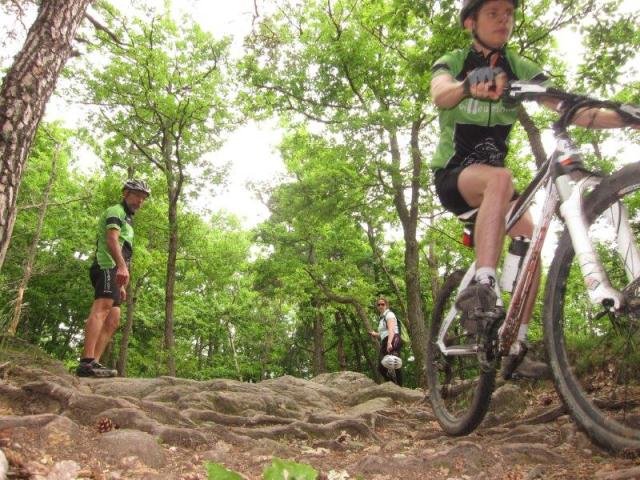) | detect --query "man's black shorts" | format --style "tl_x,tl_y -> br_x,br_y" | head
89,263 -> 121,306
434,167 -> 519,216
434,167 -> 474,216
